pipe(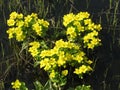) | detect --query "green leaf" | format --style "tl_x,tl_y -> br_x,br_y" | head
43,80 -> 54,90
75,85 -> 91,90
20,82 -> 28,90
34,61 -> 40,67
34,80 -> 44,90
